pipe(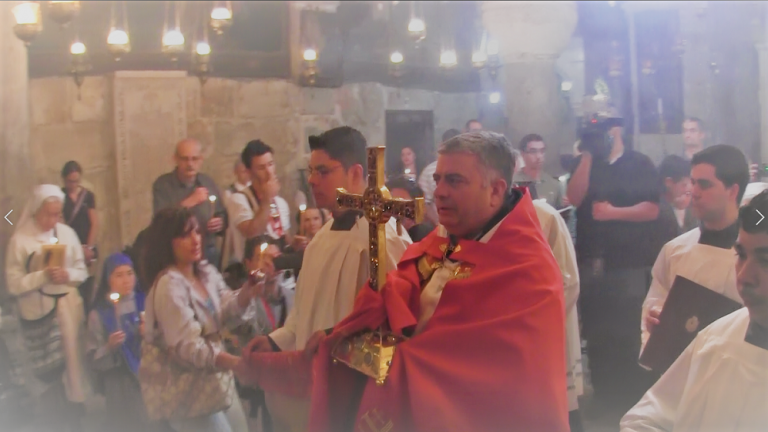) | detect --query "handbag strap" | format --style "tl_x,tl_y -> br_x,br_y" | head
66,188 -> 88,226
